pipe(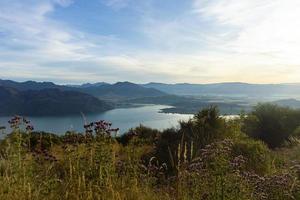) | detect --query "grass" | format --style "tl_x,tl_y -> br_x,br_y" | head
0,133 -> 167,200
